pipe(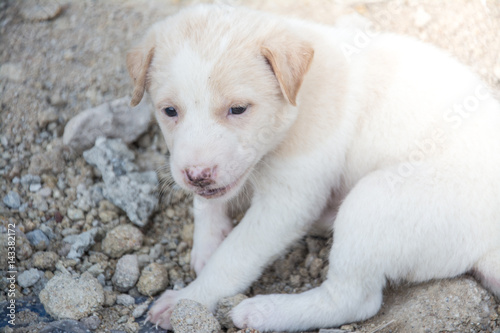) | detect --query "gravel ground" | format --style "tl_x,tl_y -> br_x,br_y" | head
1,0 -> 500,332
